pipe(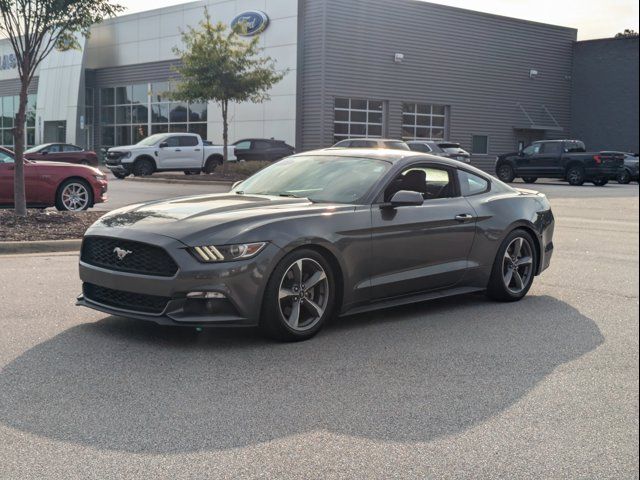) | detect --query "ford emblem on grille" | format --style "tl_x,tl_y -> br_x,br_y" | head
113,247 -> 133,261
